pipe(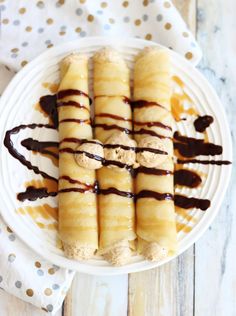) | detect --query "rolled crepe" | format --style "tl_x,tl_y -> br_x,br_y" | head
133,48 -> 177,261
58,54 -> 98,259
93,48 -> 136,265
